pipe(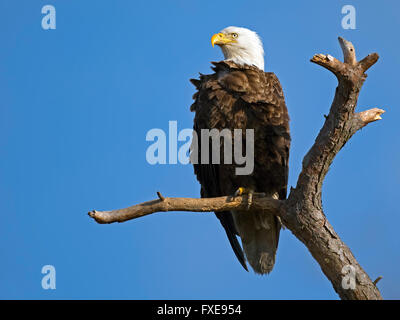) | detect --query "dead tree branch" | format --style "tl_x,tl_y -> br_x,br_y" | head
89,195 -> 282,224
89,37 -> 384,300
